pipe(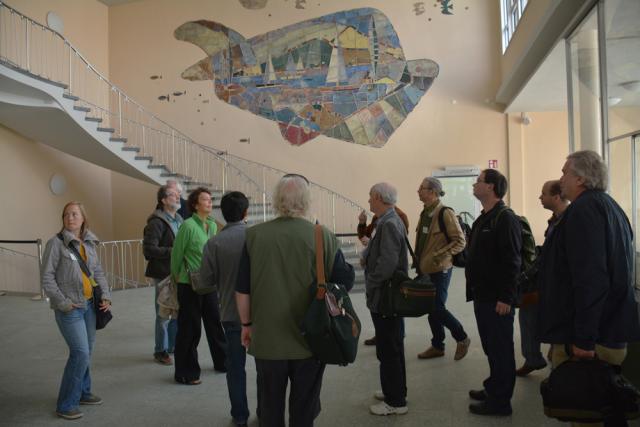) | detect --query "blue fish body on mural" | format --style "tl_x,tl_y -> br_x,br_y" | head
175,8 -> 439,147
